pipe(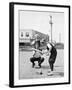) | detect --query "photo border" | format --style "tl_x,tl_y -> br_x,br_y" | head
9,2 -> 70,88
